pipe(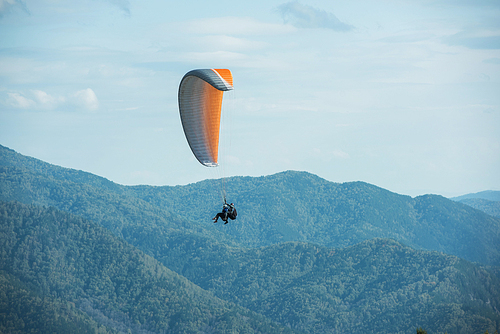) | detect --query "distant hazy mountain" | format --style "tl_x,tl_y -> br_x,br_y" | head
451,191 -> 500,219
452,190 -> 500,202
